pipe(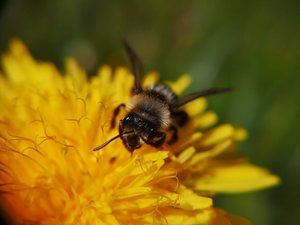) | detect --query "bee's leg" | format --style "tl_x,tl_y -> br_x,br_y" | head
111,103 -> 126,128
149,132 -> 166,147
167,125 -> 178,144
171,110 -> 189,127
